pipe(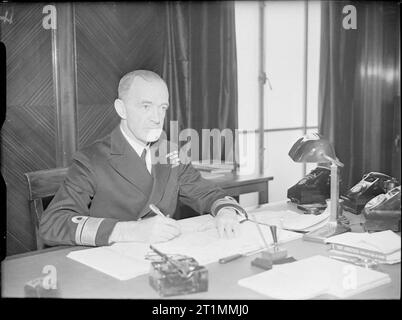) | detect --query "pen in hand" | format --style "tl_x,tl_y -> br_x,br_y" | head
149,204 -> 169,218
